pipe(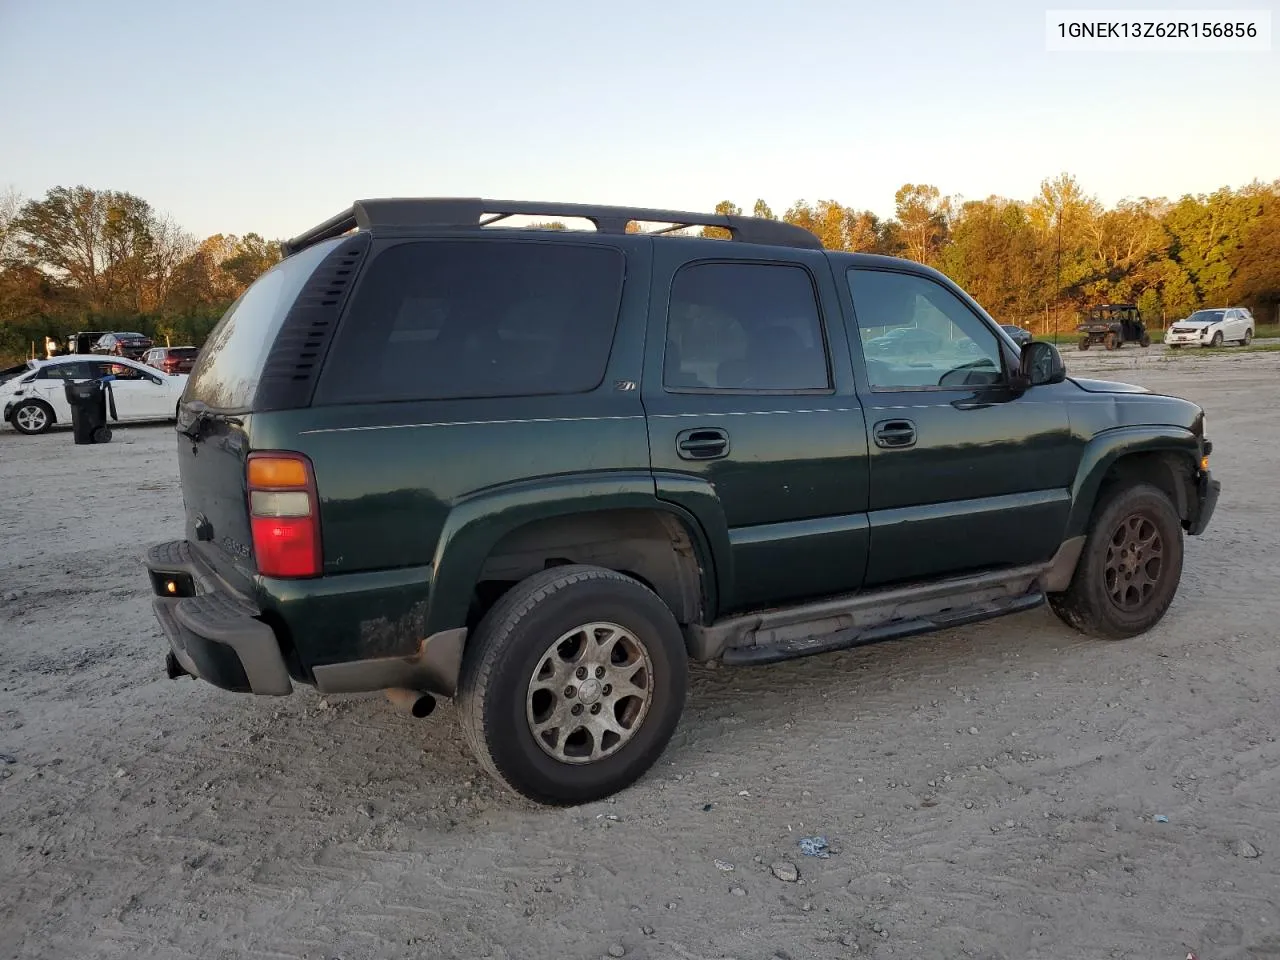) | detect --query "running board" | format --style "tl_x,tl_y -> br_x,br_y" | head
719,590 -> 1045,666
685,556 -> 1072,664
